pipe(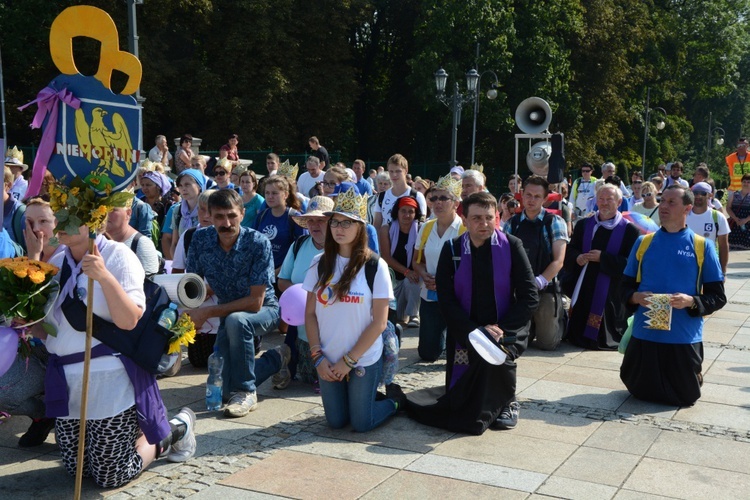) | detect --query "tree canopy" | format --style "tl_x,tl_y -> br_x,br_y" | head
1,0 -> 748,190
